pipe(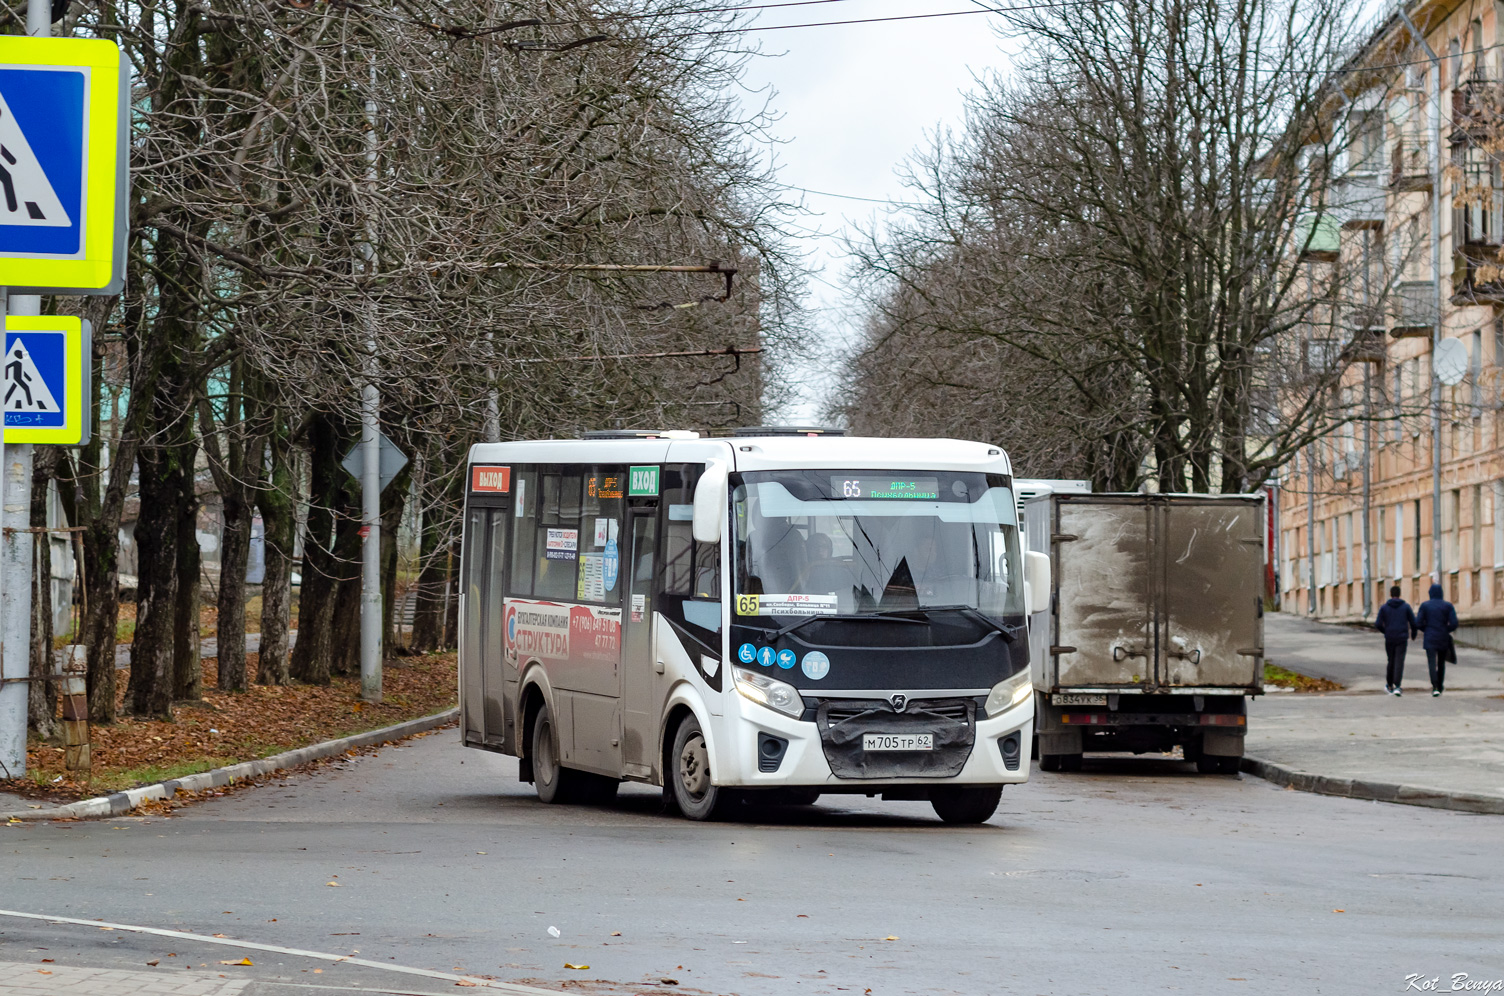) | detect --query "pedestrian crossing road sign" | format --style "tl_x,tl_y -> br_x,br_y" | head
3,314 -> 86,445
0,37 -> 128,295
